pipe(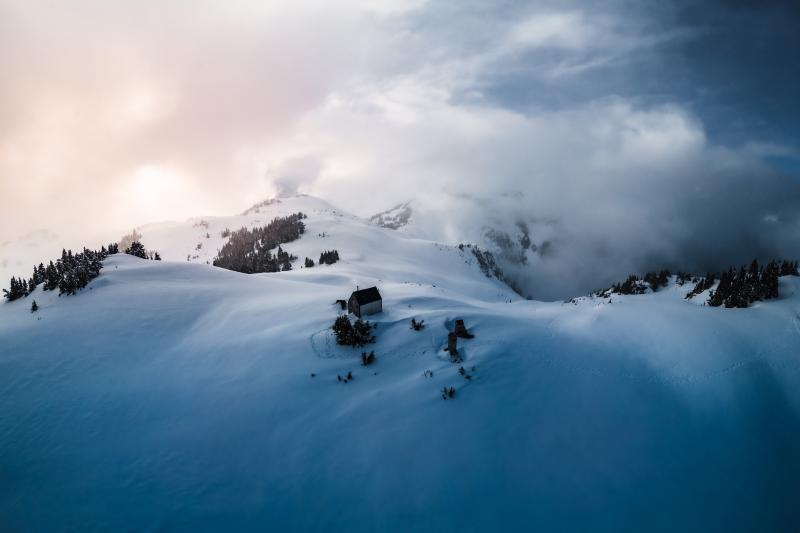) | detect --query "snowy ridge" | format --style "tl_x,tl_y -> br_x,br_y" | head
1,196 -> 800,531
368,201 -> 413,230
131,194 -> 517,301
